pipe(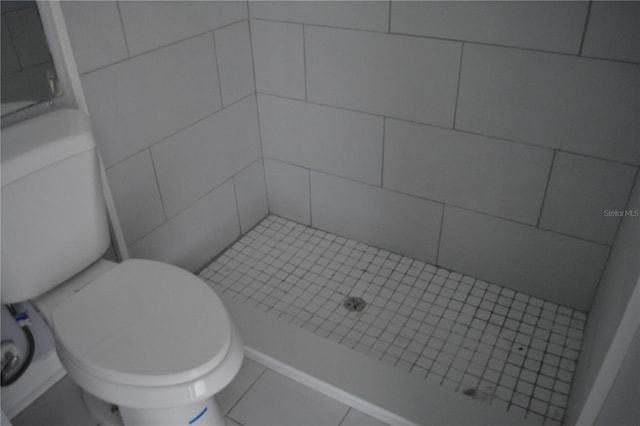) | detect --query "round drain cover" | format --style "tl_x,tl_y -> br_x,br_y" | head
343,297 -> 366,312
